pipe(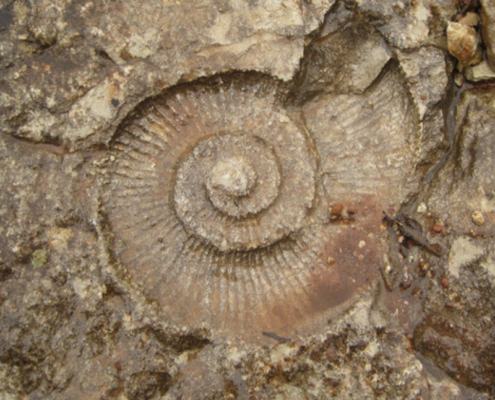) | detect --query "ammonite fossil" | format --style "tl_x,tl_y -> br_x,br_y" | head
103,73 -> 386,342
